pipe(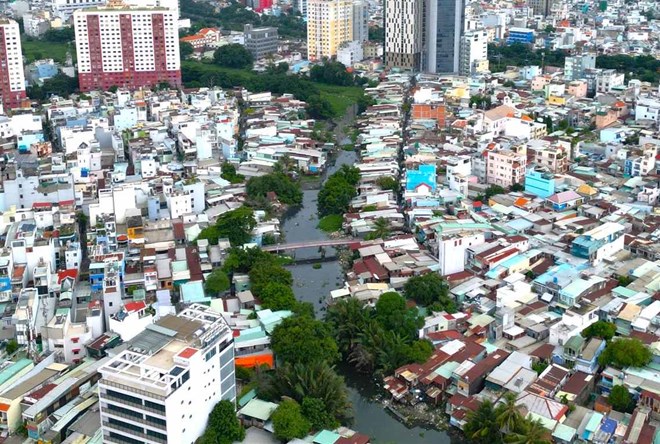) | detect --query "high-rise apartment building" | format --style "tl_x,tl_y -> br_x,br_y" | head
98,304 -> 236,444
352,0 -> 369,43
244,24 -> 279,60
74,5 -> 181,92
384,0 -> 423,70
307,0 -> 353,61
425,0 -> 464,73
529,0 -> 553,16
459,29 -> 488,76
0,19 -> 26,110
564,53 -> 596,81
